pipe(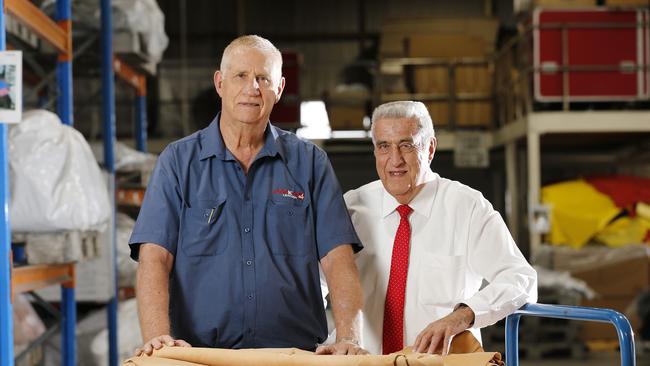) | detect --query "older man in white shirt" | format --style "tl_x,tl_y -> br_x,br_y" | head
344,101 -> 537,356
